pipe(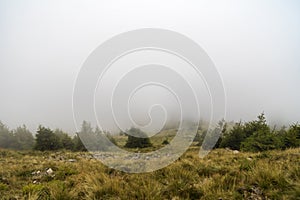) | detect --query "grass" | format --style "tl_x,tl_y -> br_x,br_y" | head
0,146 -> 299,199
